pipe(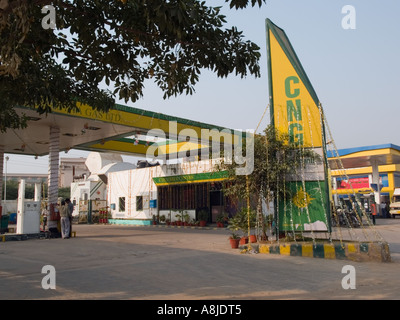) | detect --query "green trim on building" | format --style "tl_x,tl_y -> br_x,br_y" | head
153,171 -> 229,186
